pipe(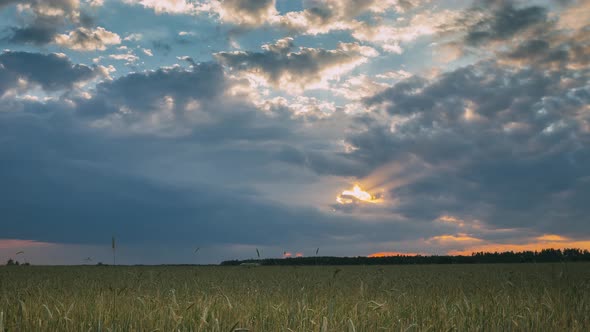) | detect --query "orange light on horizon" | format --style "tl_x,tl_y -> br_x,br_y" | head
537,234 -> 568,242
283,252 -> 292,258
368,252 -> 421,258
368,234 -> 590,257
295,252 -> 303,257
448,234 -> 590,255
0,239 -> 55,249
430,233 -> 483,243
